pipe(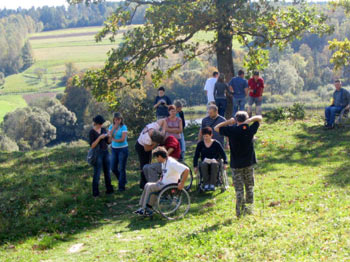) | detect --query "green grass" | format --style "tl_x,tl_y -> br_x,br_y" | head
1,115 -> 350,261
0,95 -> 27,123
